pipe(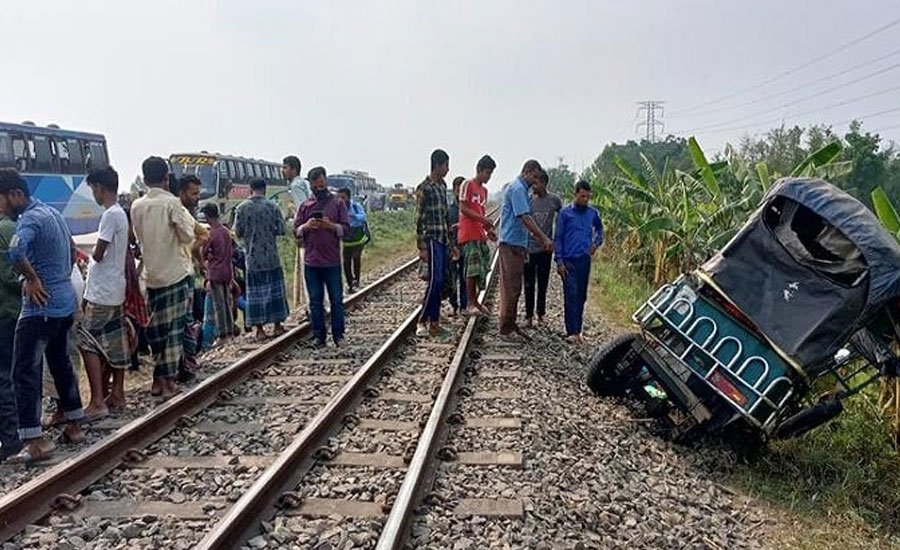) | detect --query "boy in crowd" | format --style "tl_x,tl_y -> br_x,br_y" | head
201,203 -> 236,343
79,167 -> 131,420
458,155 -> 496,315
337,188 -> 370,294
555,180 -> 604,344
